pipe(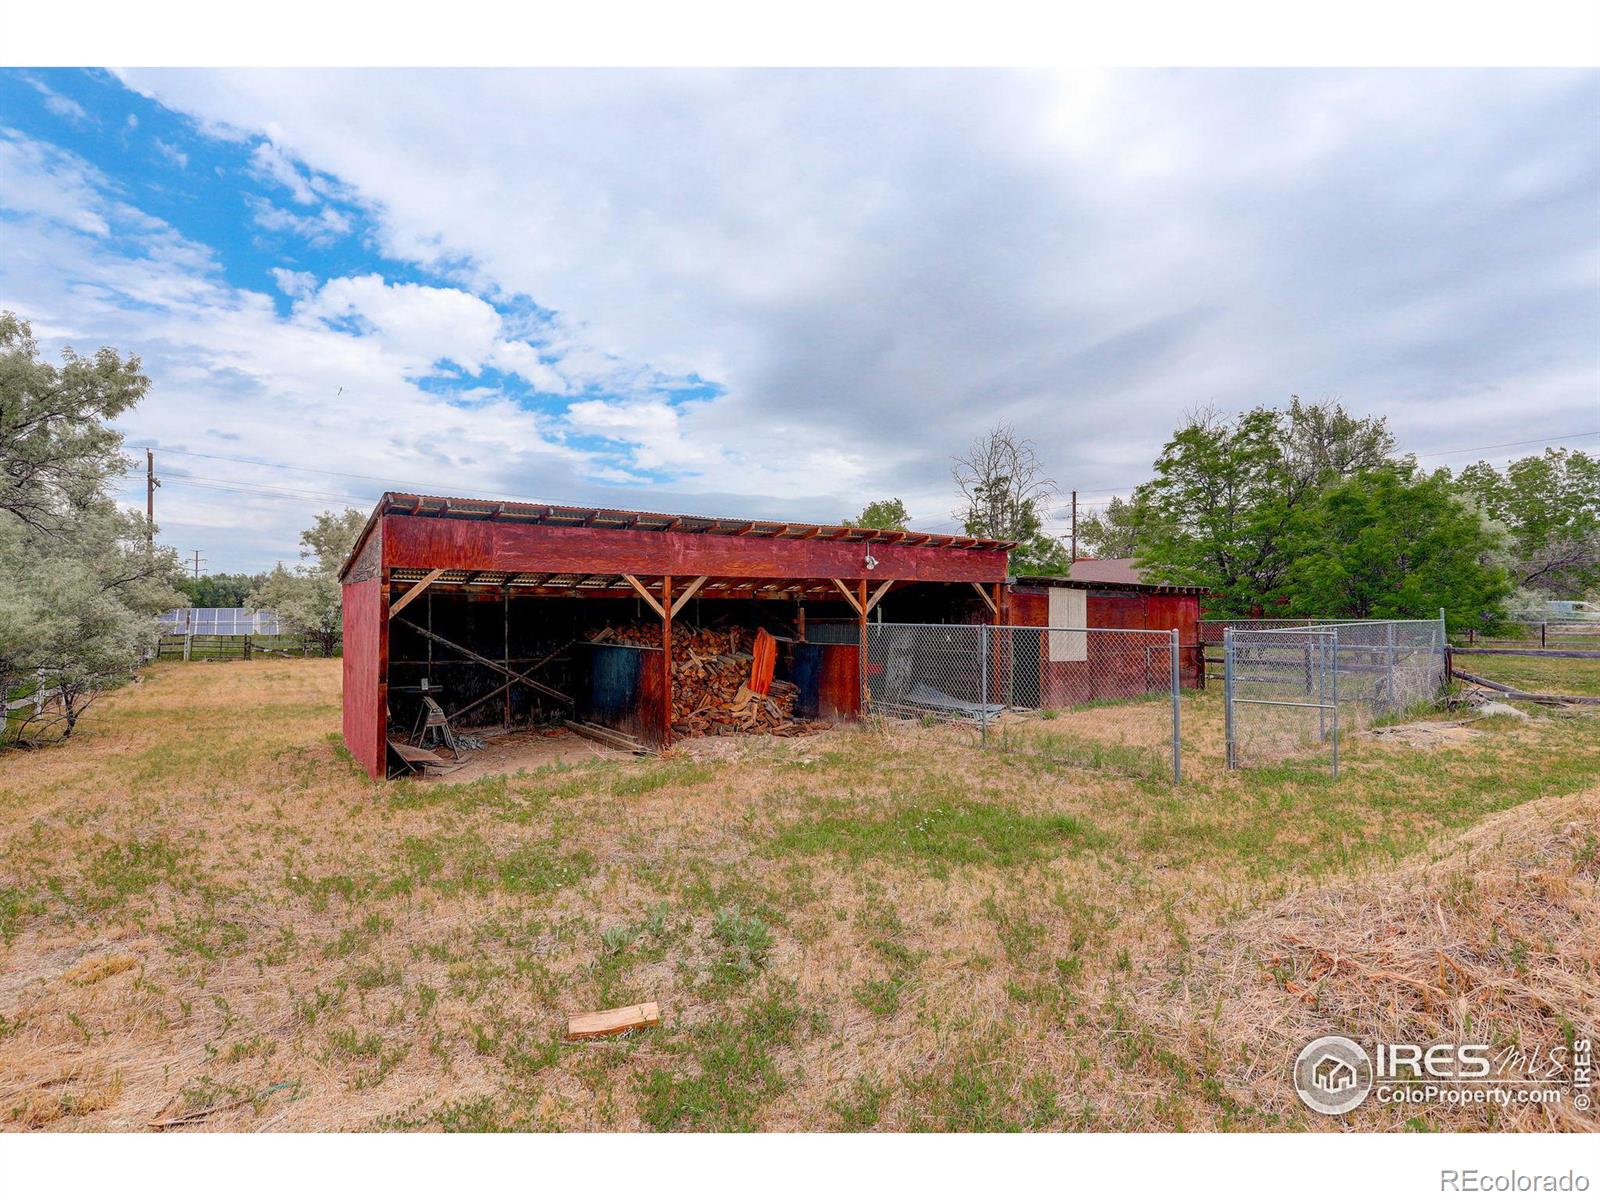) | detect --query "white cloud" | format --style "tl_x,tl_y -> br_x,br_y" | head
248,139 -> 320,205
9,71 -> 1598,557
293,274 -> 502,373
269,267 -> 317,297
25,76 -> 90,124
247,196 -> 352,245
0,132 -> 114,236
111,69 -> 1600,537
0,132 -> 599,570
153,138 -> 188,169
